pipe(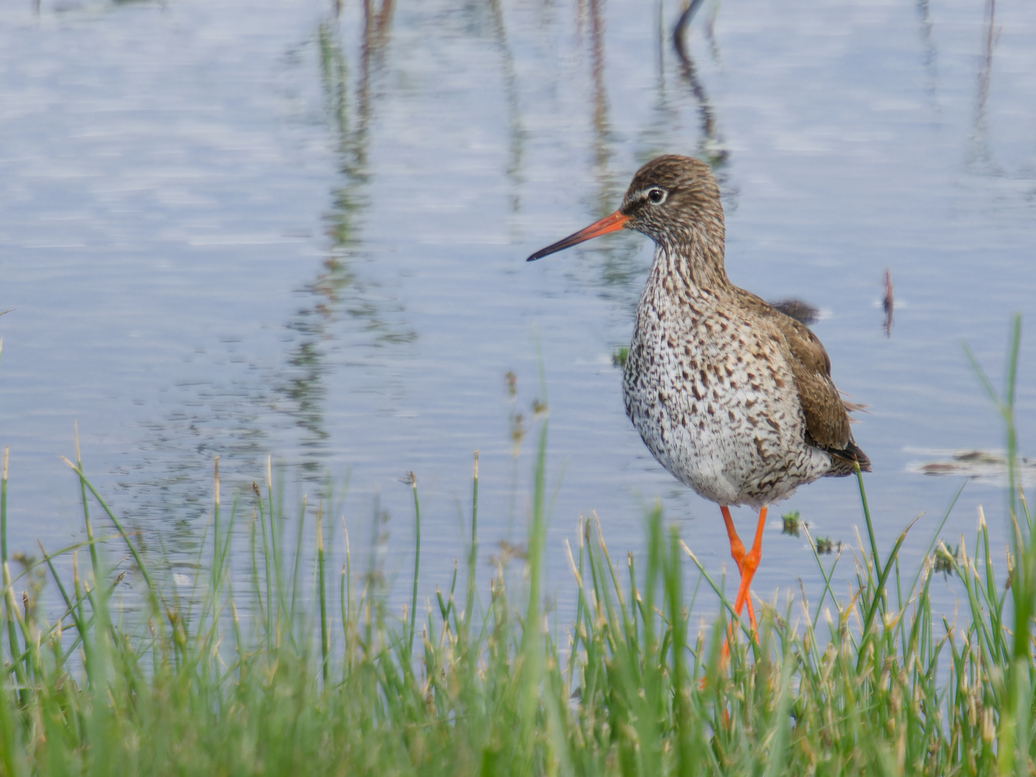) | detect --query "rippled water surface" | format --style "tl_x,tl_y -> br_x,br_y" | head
1,0 -> 1035,619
